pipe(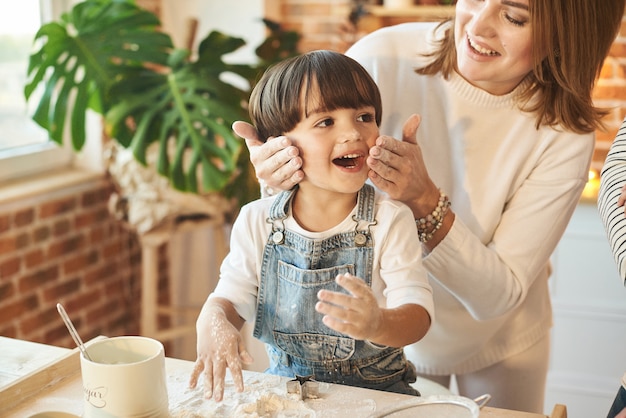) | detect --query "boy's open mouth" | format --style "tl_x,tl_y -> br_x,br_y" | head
333,153 -> 362,168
